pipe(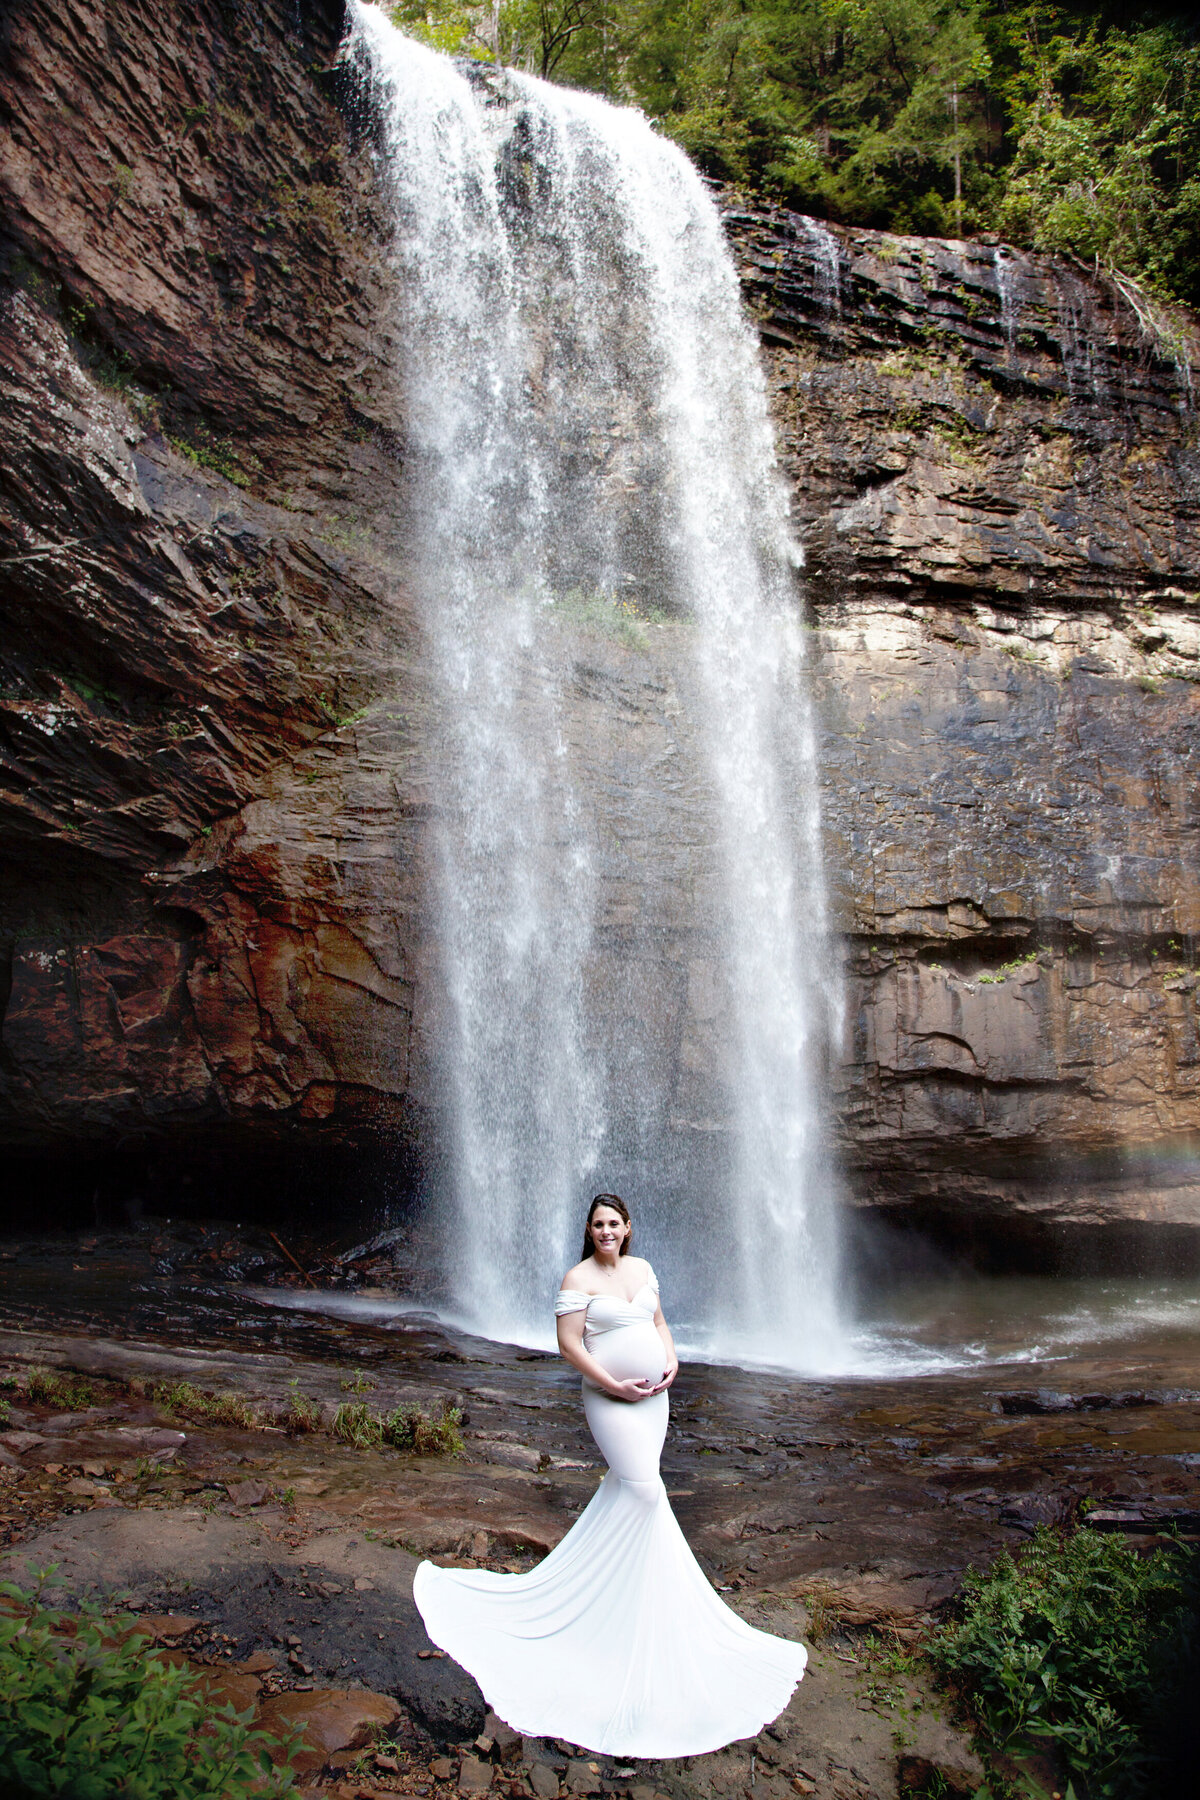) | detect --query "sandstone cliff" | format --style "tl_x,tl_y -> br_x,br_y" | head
2,0 -> 1198,1257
